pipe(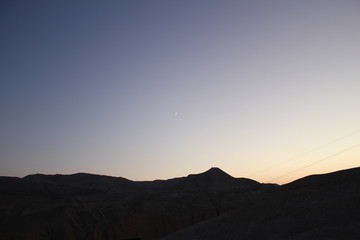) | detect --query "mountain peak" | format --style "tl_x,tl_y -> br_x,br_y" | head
184,167 -> 260,190
206,167 -> 225,173
202,167 -> 232,177
187,167 -> 233,181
